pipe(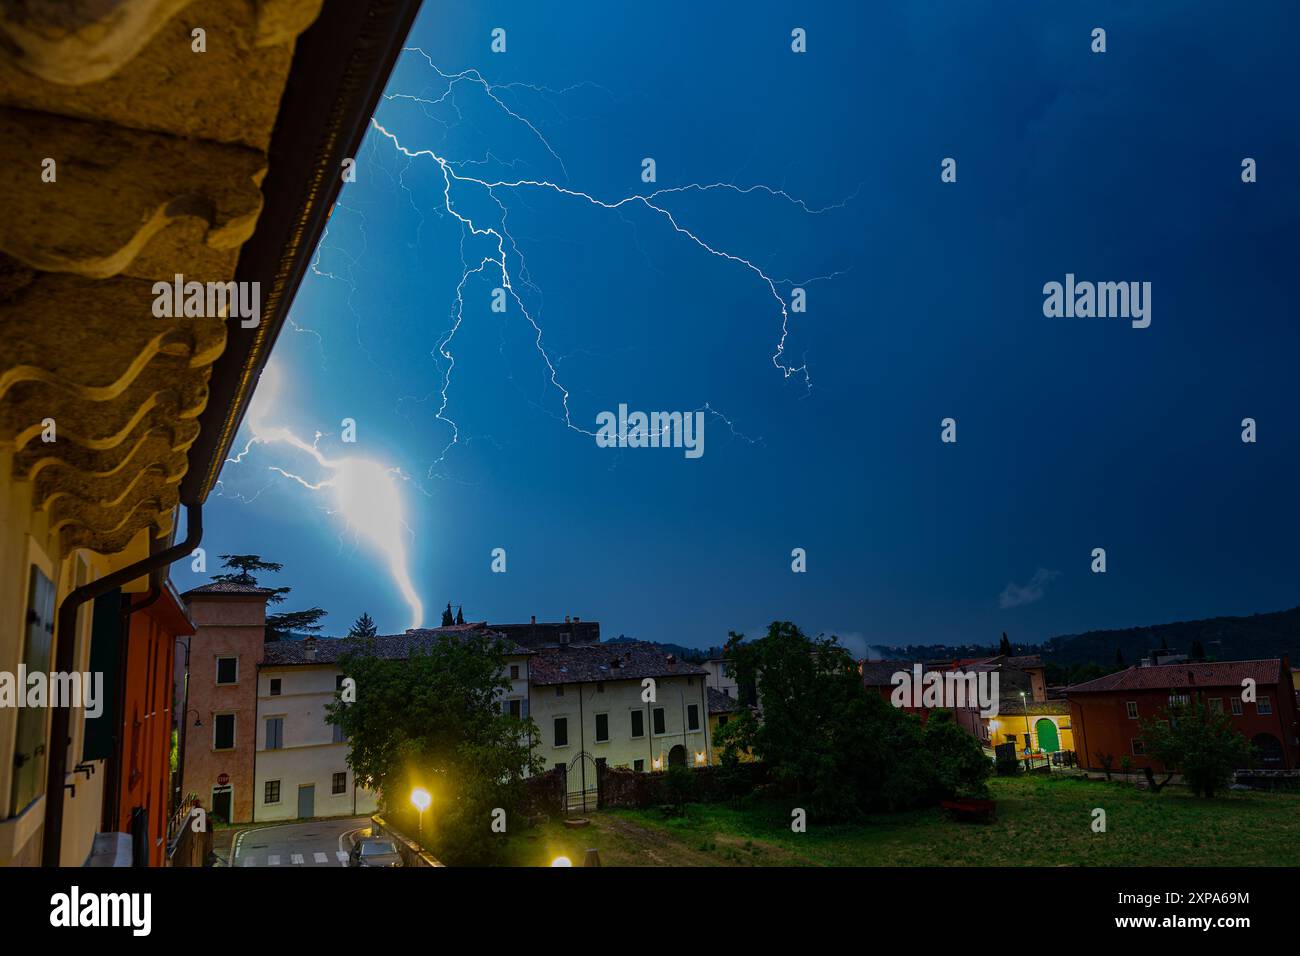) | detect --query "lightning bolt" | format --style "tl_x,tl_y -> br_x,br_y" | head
225,363 -> 425,629
363,47 -> 853,480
